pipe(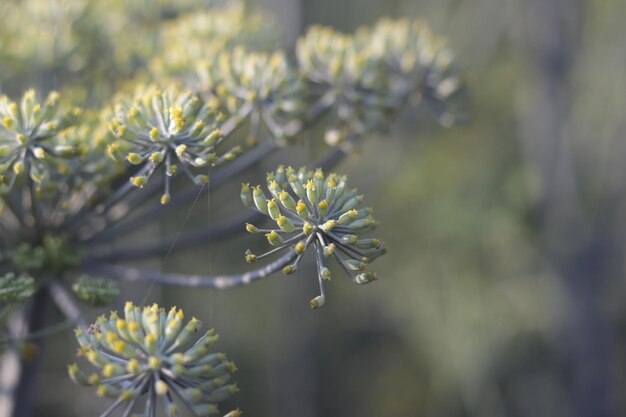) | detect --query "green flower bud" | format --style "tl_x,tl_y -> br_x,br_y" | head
33,147 -> 46,159
310,295 -> 325,309
276,215 -> 295,233
127,153 -> 143,165
13,160 -> 24,175
241,183 -> 254,208
245,249 -> 257,263
130,176 -> 148,188
253,186 -> 268,214
195,175 -> 209,185
282,265 -> 296,275
337,209 -> 358,225
318,199 -> 329,217
295,241 -> 306,255
266,231 -> 284,246
267,199 -> 281,220
279,190 -> 297,211
150,152 -> 164,164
